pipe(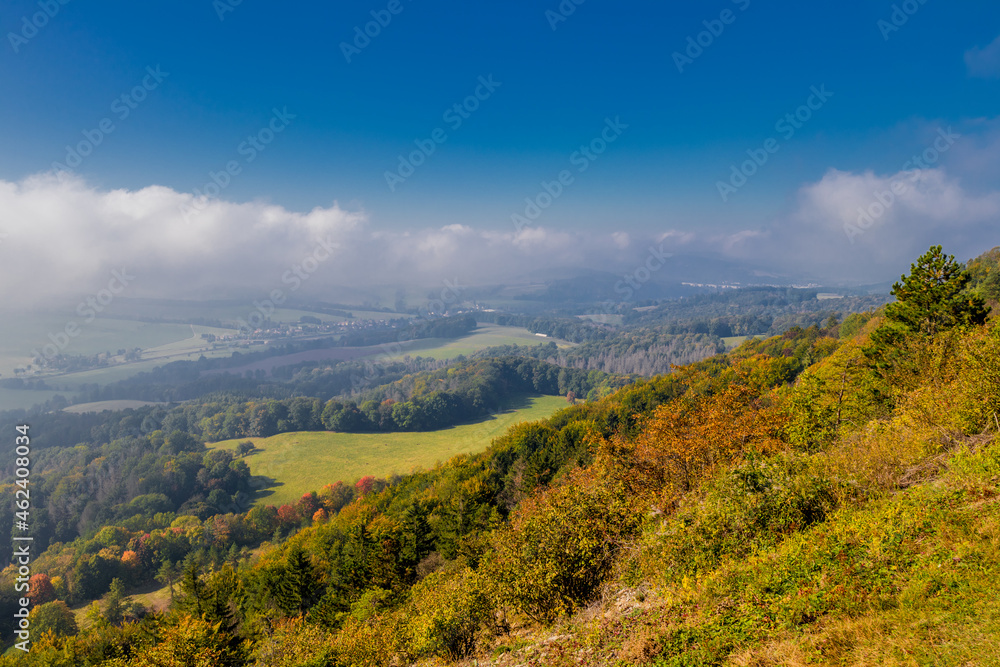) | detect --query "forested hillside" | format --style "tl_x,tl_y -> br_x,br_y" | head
2,246 -> 999,665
